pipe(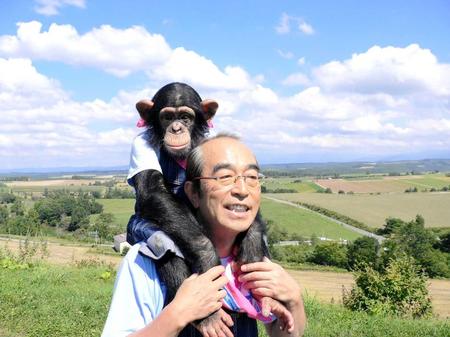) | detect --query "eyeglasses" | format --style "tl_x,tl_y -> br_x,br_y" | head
192,173 -> 264,188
